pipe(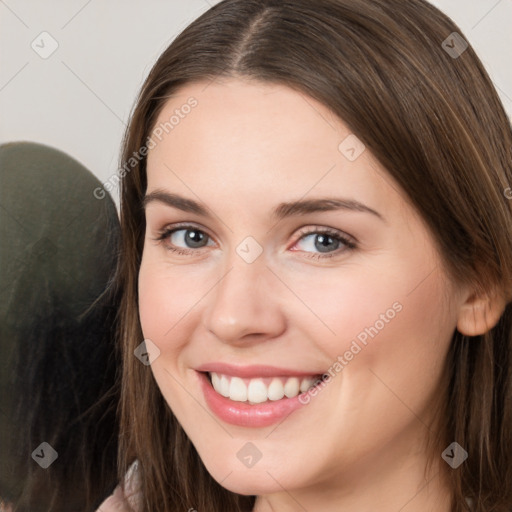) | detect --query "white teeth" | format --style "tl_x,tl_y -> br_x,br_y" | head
212,370 -> 230,397
219,375 -> 230,397
247,379 -> 268,403
209,372 -> 318,404
229,377 -> 247,401
267,378 -> 285,401
211,372 -> 220,390
284,377 -> 300,398
300,377 -> 315,392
